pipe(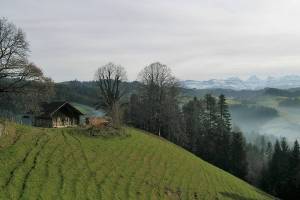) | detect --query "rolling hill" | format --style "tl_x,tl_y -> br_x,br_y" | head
0,121 -> 274,200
